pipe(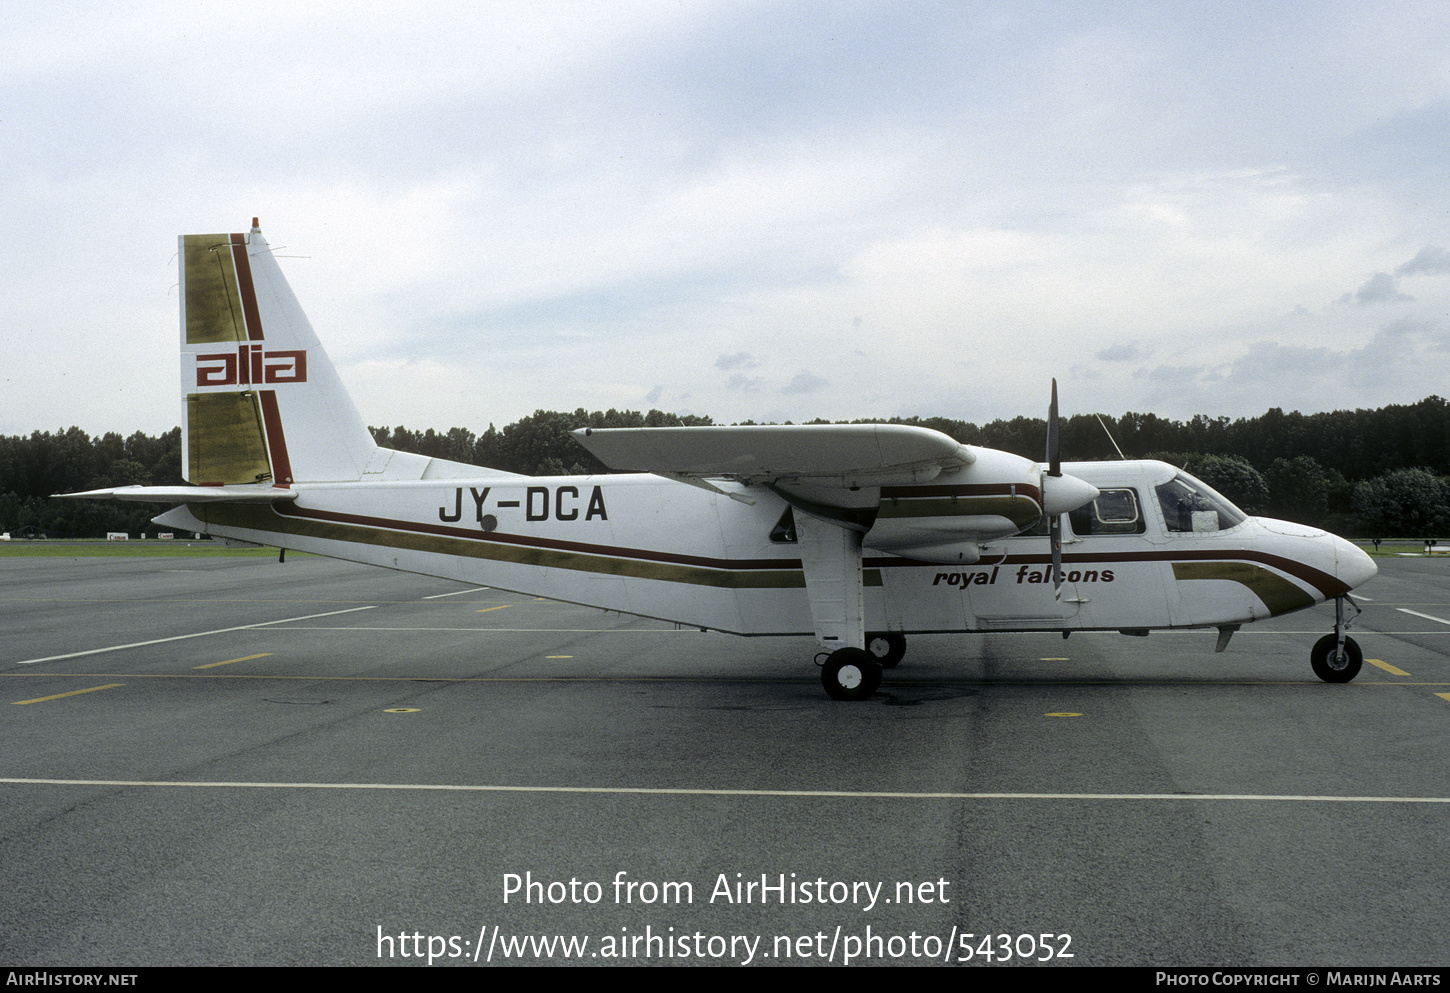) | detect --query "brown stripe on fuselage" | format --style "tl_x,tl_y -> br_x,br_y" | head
207,495 -> 1341,602
204,502 -> 883,589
